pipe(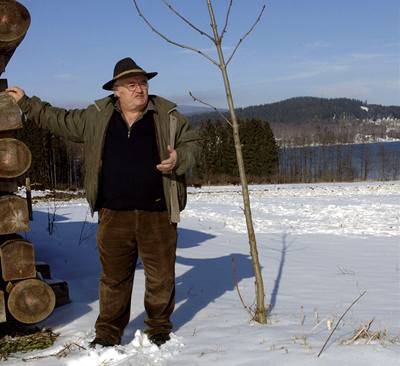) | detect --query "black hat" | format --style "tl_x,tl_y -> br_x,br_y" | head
102,57 -> 158,90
